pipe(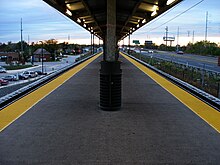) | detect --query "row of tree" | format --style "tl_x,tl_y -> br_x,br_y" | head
1,40 -> 220,62
185,41 -> 220,56
153,41 -> 220,56
0,39 -> 90,62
